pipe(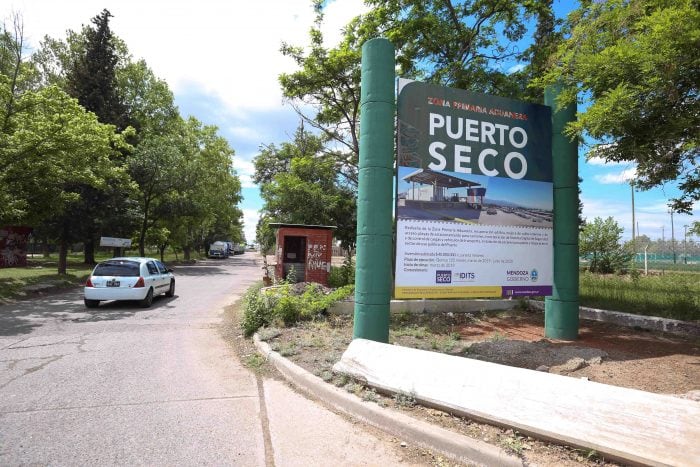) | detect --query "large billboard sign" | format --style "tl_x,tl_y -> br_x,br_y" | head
395,79 -> 553,298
